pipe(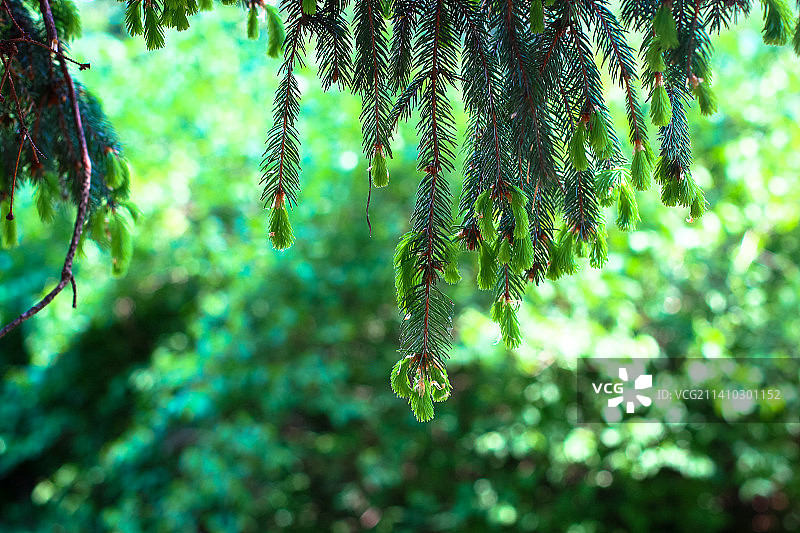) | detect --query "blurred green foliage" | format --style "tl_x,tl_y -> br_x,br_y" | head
1,3 -> 800,532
